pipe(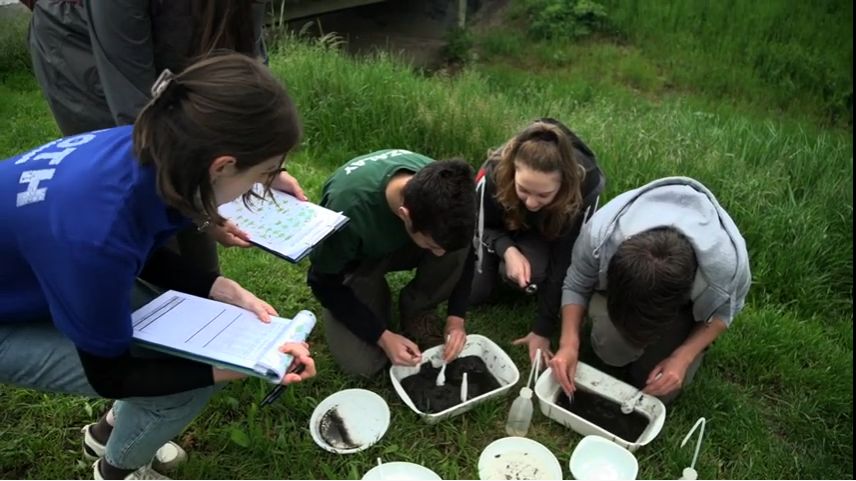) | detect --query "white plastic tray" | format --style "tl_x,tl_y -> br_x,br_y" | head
390,334 -> 519,424
534,363 -> 666,452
